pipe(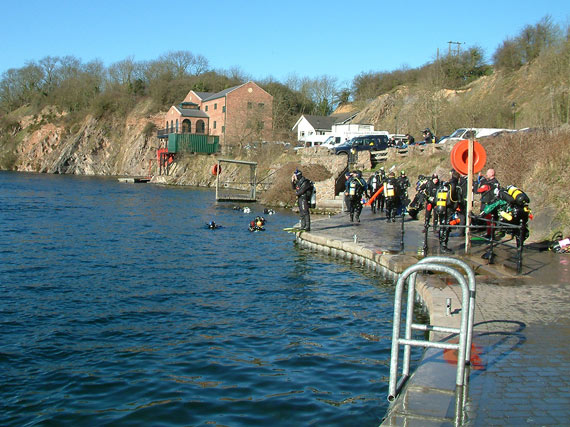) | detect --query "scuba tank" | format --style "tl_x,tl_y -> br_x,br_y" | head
371,175 -> 378,189
310,185 -> 317,208
507,185 -> 530,206
499,210 -> 513,221
348,179 -> 357,196
435,182 -> 449,214
384,181 -> 395,198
